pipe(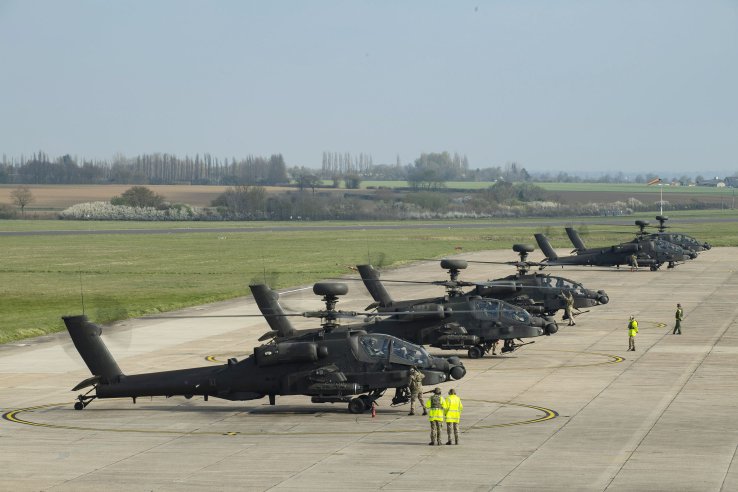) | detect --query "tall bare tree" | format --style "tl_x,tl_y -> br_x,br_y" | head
11,186 -> 34,216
